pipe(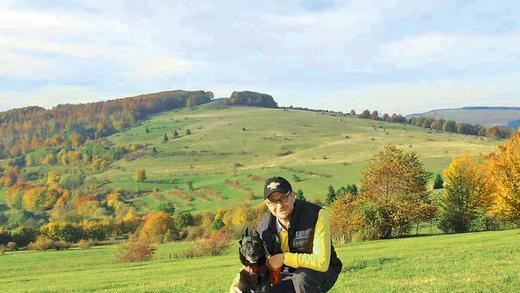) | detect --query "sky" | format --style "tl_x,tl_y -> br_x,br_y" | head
0,0 -> 519,115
